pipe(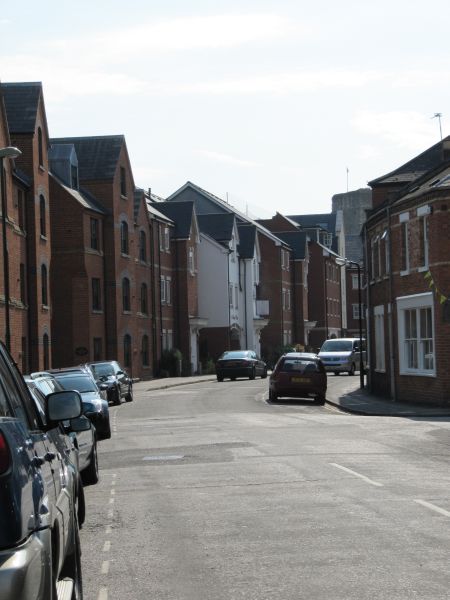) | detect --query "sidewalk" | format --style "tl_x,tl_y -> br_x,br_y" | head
136,375 -> 450,418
